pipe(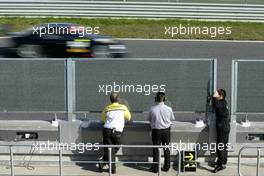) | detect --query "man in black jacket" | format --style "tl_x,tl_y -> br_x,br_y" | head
212,89 -> 230,173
